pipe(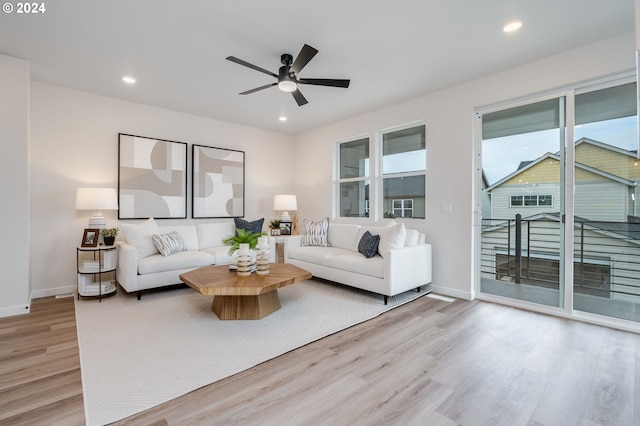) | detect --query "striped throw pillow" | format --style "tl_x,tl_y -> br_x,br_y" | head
302,218 -> 330,247
152,231 -> 186,256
